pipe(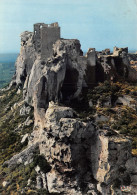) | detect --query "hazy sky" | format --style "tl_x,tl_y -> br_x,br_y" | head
0,0 -> 137,53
